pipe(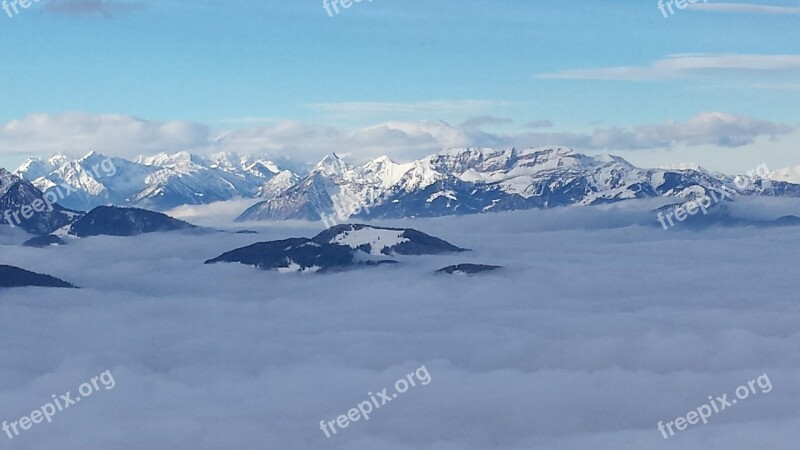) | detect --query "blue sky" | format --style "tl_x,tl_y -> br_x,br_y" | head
0,0 -> 799,171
